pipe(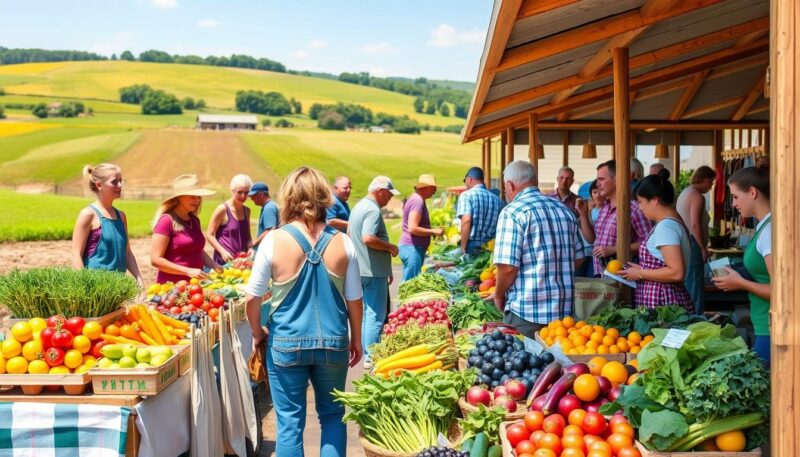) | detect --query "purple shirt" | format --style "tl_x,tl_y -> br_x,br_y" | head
400,193 -> 432,250
153,213 -> 206,284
